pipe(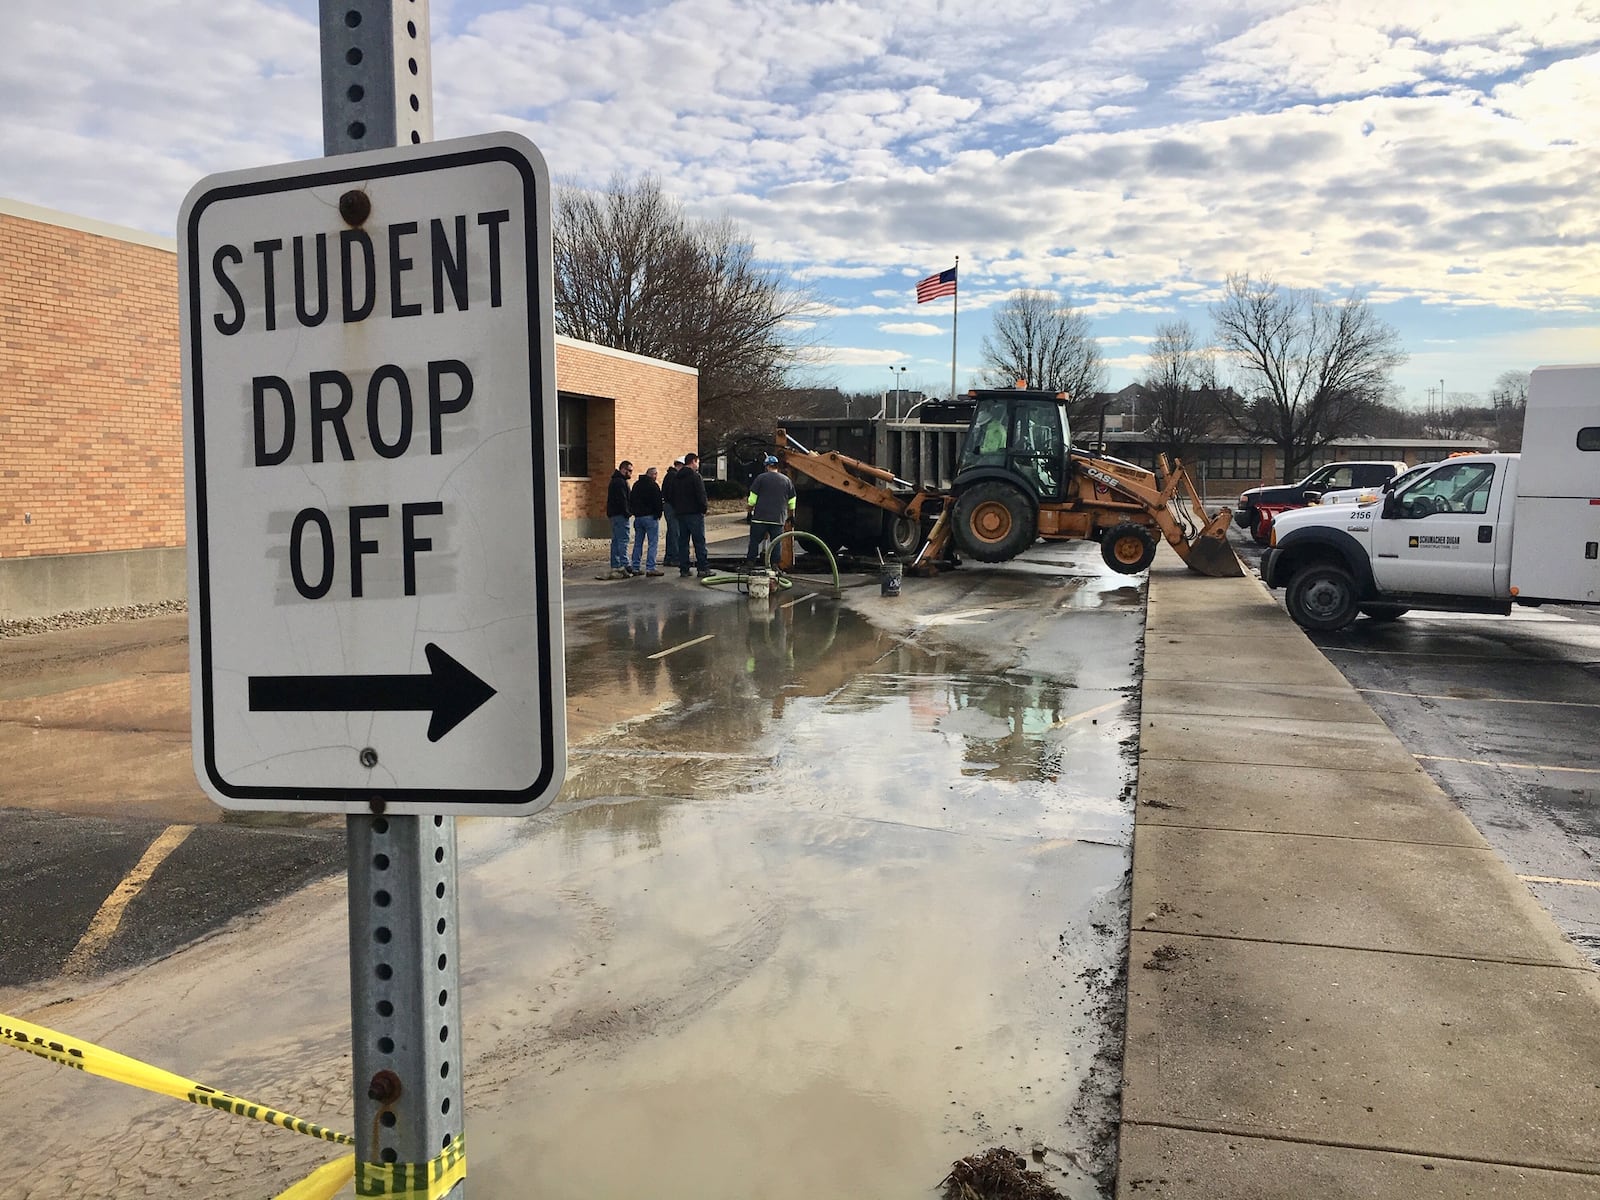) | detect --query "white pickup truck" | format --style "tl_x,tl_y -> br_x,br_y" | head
1262,363 -> 1599,631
